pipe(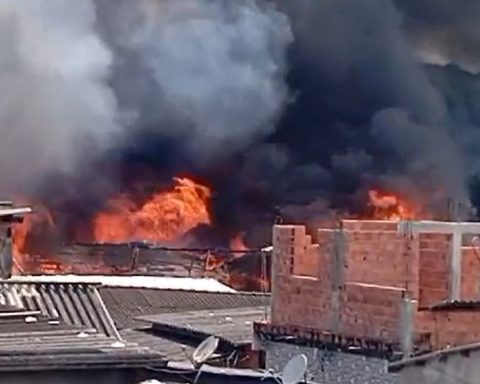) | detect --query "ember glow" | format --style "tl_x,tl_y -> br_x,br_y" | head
229,232 -> 248,257
93,177 -> 211,243
368,189 -> 417,220
13,204 -> 55,258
